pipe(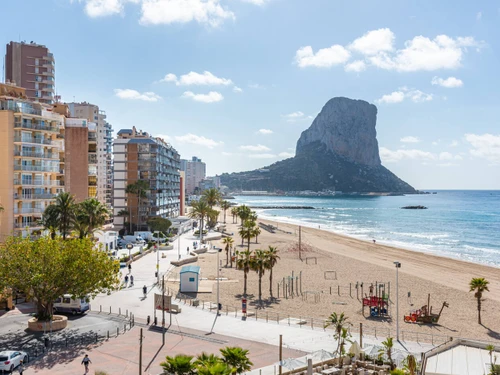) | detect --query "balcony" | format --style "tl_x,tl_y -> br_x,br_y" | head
88,134 -> 97,142
14,222 -> 43,229
14,121 -> 59,133
14,165 -> 59,172
14,179 -> 61,186
14,137 -> 52,145
14,193 -> 57,200
14,151 -> 58,159
14,208 -> 44,214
